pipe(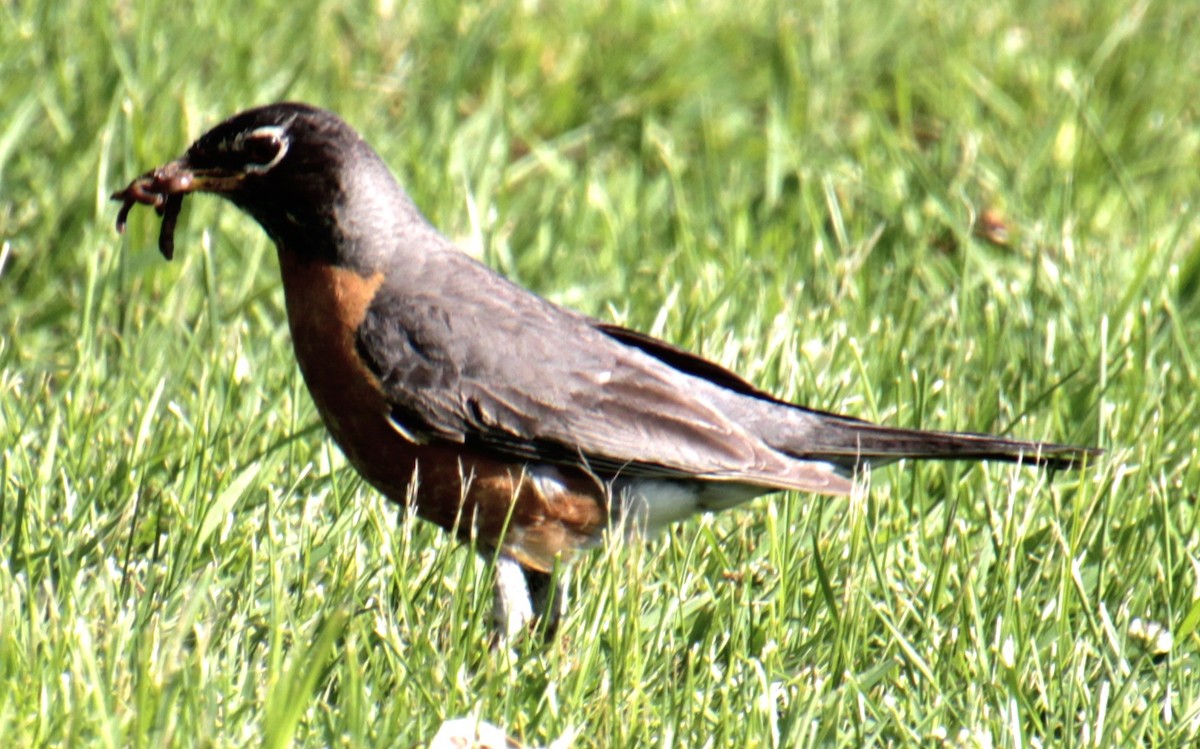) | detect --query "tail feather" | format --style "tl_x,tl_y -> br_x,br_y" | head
788,418 -> 1099,472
